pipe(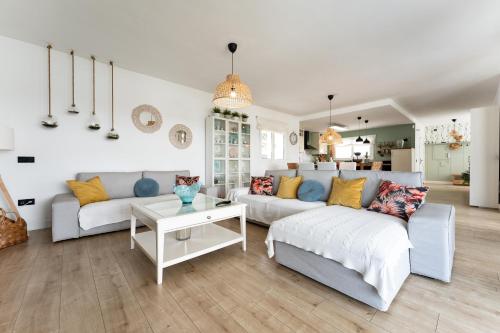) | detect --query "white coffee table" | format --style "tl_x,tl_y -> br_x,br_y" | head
130,193 -> 247,284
